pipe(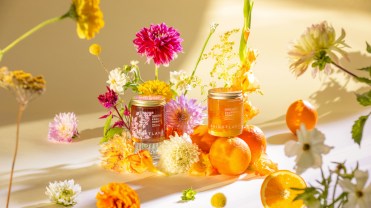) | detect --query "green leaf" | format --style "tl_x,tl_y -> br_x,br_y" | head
366,42 -> 371,54
356,77 -> 371,85
356,66 -> 371,76
103,114 -> 113,135
352,113 -> 370,146
356,90 -> 371,106
100,127 -> 124,143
